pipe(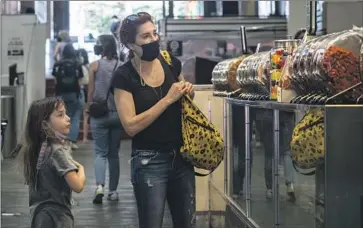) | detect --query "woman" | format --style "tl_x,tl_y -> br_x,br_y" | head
76,49 -> 90,143
87,34 -> 122,204
54,30 -> 72,61
52,44 -> 83,150
112,12 -> 195,228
